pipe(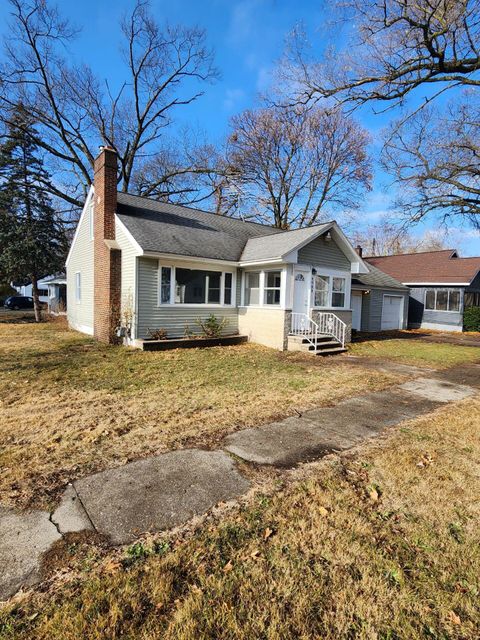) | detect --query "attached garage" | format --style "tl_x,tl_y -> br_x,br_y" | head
351,264 -> 409,333
381,295 -> 404,330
